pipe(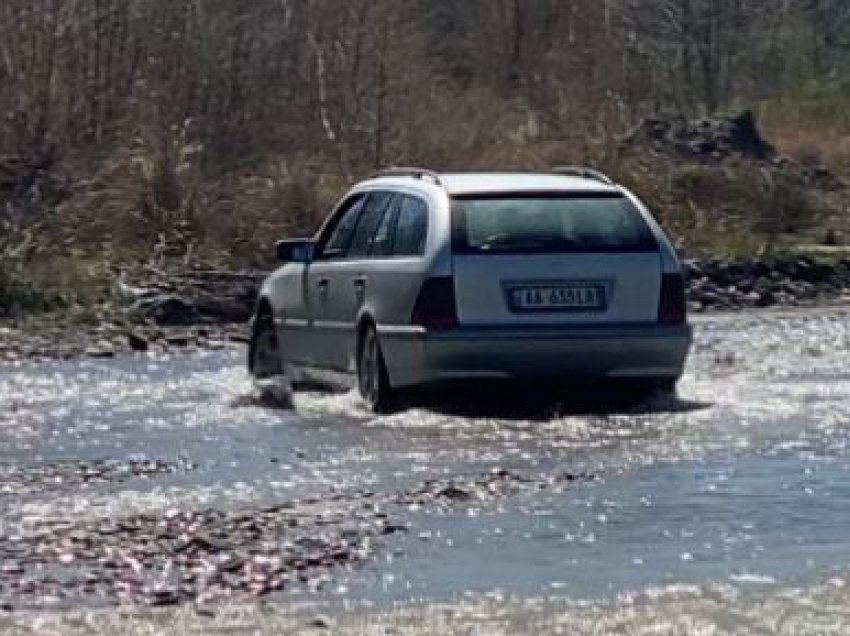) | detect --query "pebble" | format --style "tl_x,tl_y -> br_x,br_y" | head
309,615 -> 333,629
